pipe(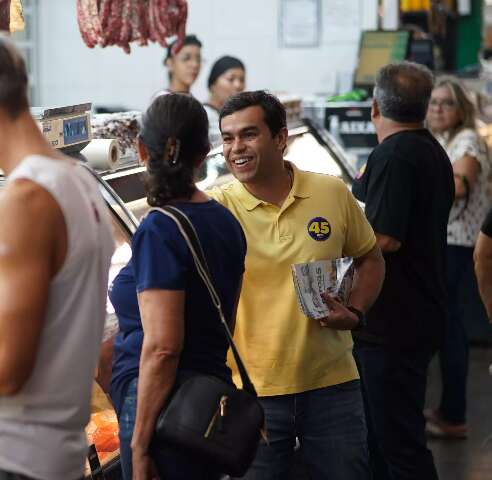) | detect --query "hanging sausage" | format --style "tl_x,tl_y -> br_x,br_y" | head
77,0 -> 187,54
0,0 -> 11,31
